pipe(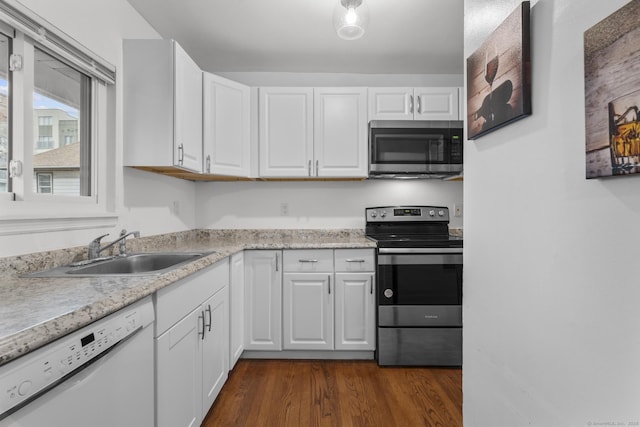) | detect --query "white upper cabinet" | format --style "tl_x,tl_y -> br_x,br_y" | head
259,87 -> 368,178
414,87 -> 461,120
123,39 -> 203,173
314,88 -> 368,177
367,87 -> 414,120
368,87 -> 461,121
259,87 -> 314,177
203,73 -> 251,177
